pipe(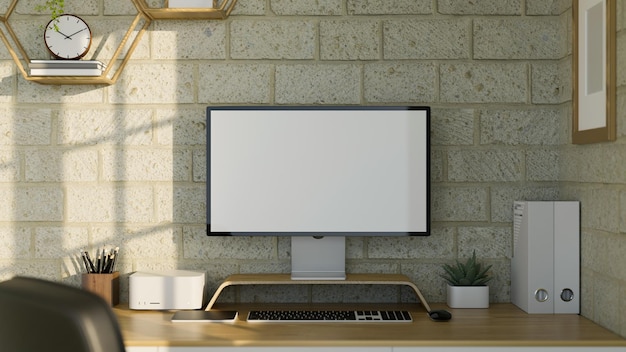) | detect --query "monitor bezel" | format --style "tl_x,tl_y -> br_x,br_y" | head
206,106 -> 431,237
